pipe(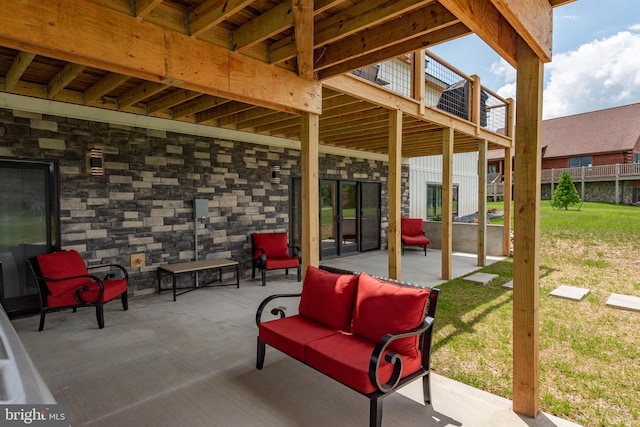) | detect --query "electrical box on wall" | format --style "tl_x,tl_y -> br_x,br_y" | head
194,198 -> 208,220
